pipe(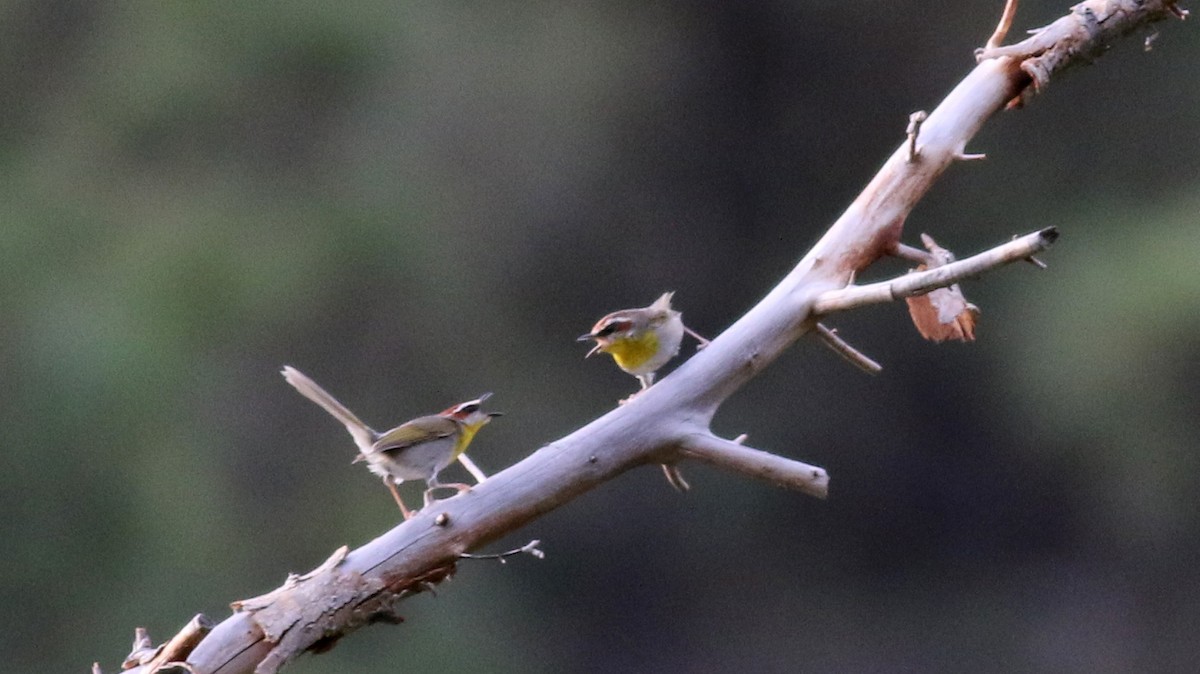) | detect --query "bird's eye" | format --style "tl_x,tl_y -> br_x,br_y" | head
597,319 -> 631,337
458,403 -> 480,415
